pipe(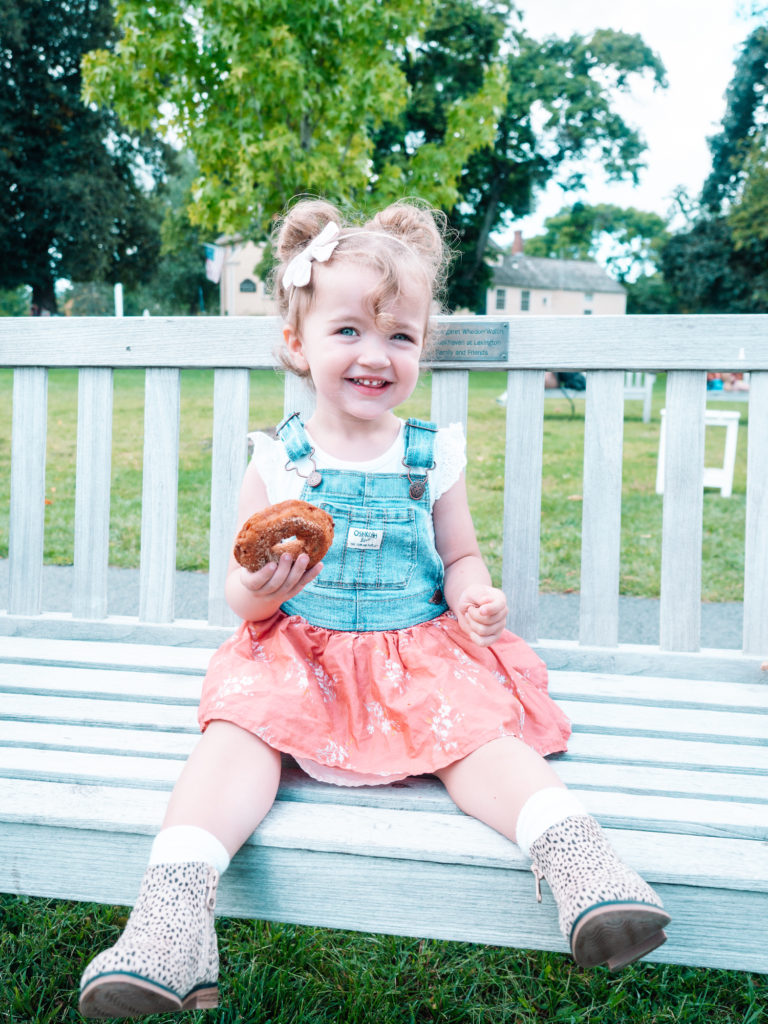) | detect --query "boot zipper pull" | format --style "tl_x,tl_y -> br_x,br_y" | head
531,864 -> 544,903
207,870 -> 219,910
